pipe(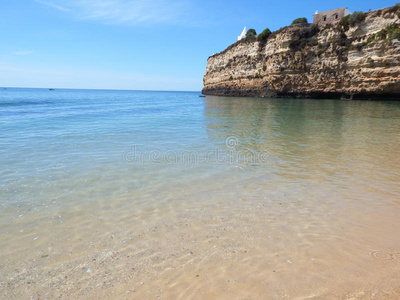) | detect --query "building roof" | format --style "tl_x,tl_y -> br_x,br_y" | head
315,7 -> 347,15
